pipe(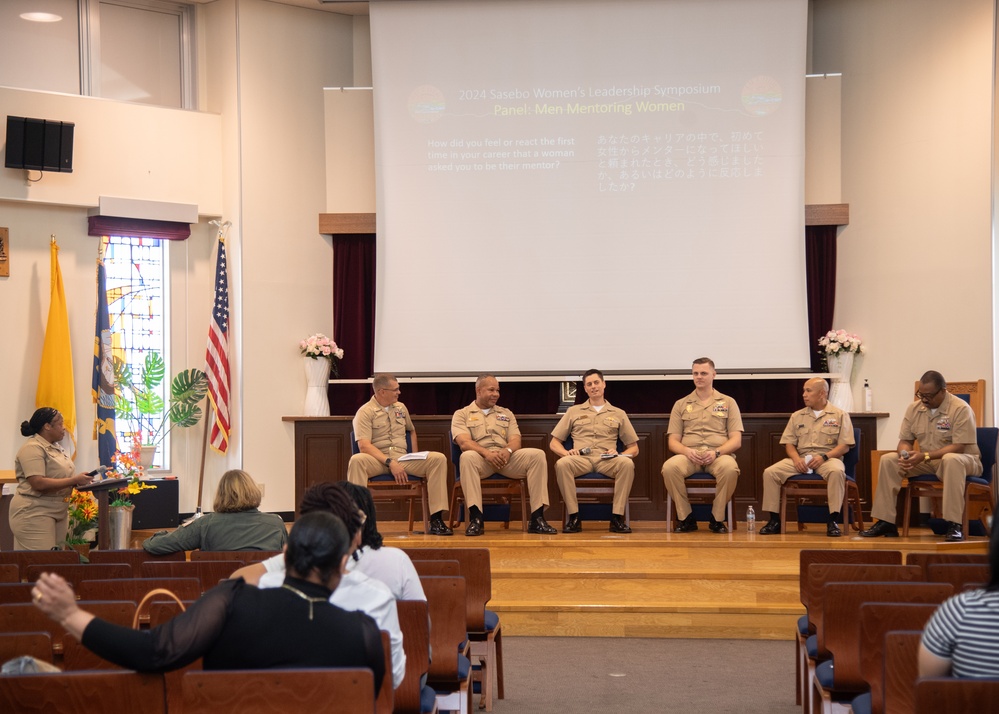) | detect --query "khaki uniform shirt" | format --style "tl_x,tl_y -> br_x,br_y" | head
14,434 -> 76,498
352,397 -> 415,457
779,403 -> 855,457
551,401 -> 639,452
900,392 -> 980,456
451,402 -> 520,450
667,389 -> 744,449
